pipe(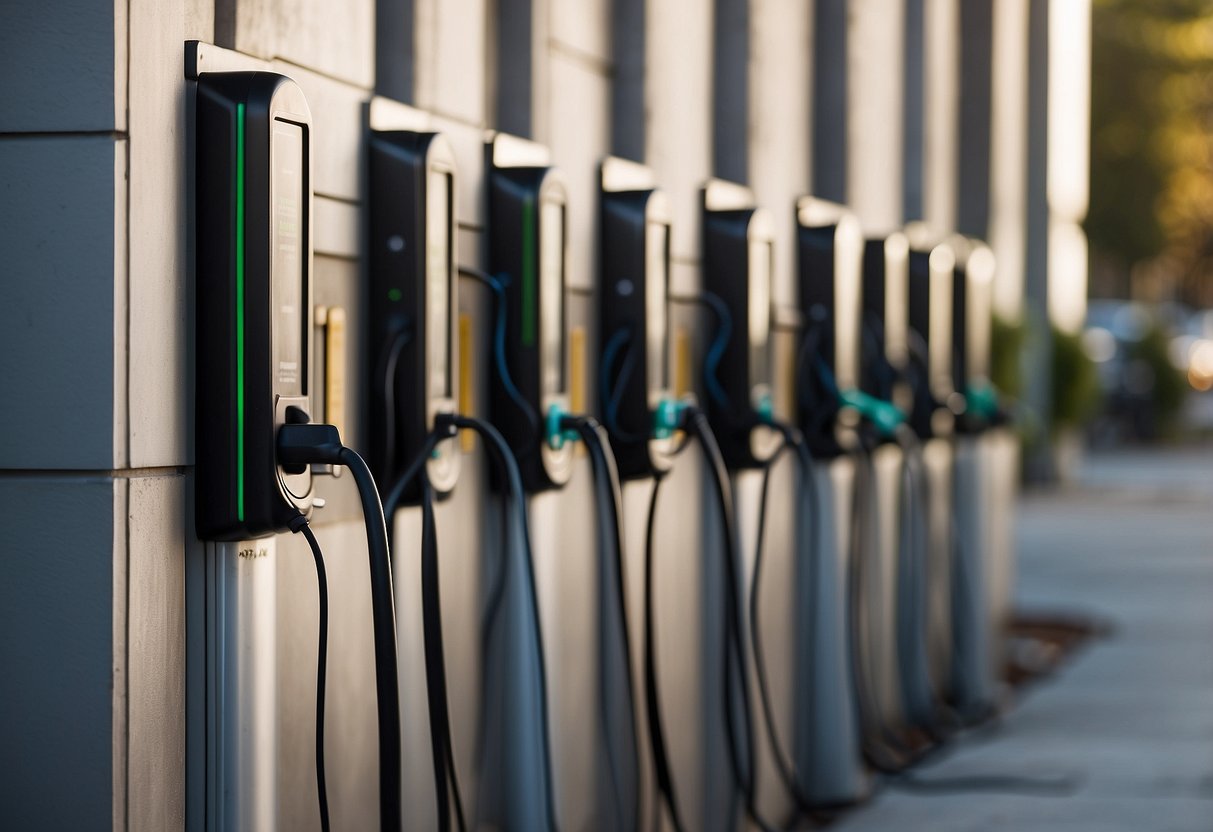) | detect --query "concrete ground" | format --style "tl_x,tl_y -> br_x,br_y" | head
834,443 -> 1213,831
